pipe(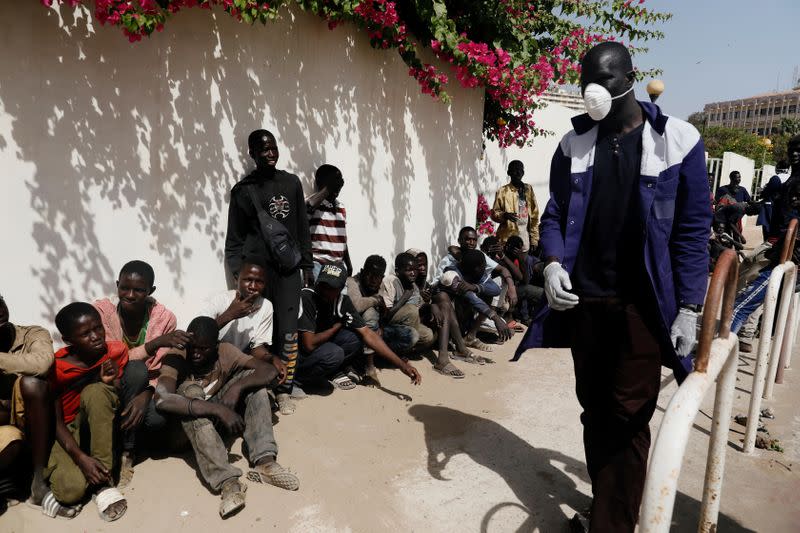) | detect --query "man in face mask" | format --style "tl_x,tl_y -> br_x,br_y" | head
512,42 -> 711,532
